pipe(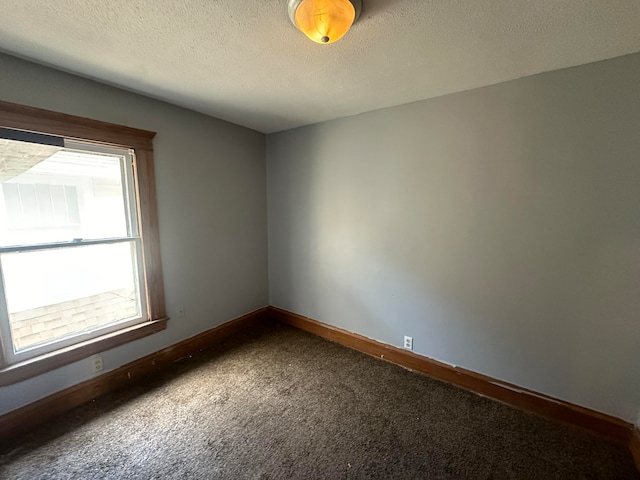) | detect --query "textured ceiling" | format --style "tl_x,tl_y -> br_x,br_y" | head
0,1 -> 639,133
